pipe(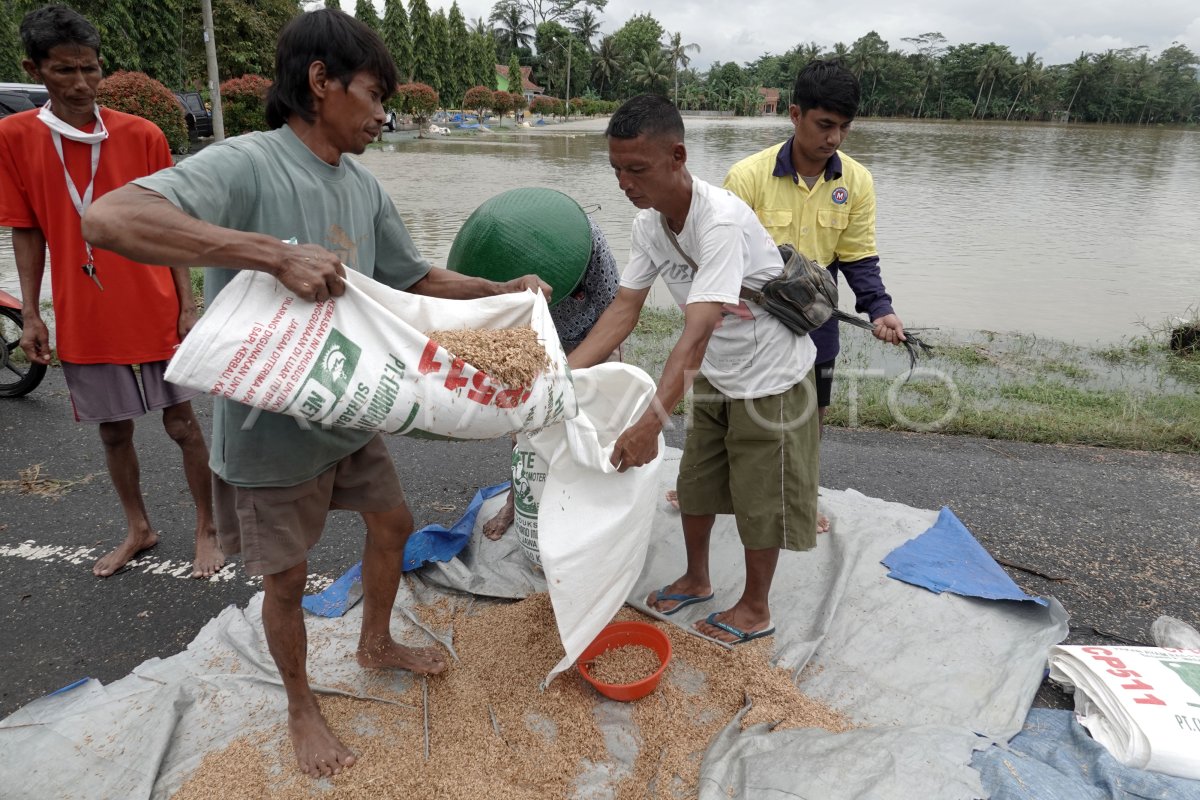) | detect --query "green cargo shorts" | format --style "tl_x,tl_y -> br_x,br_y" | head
676,370 -> 820,551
